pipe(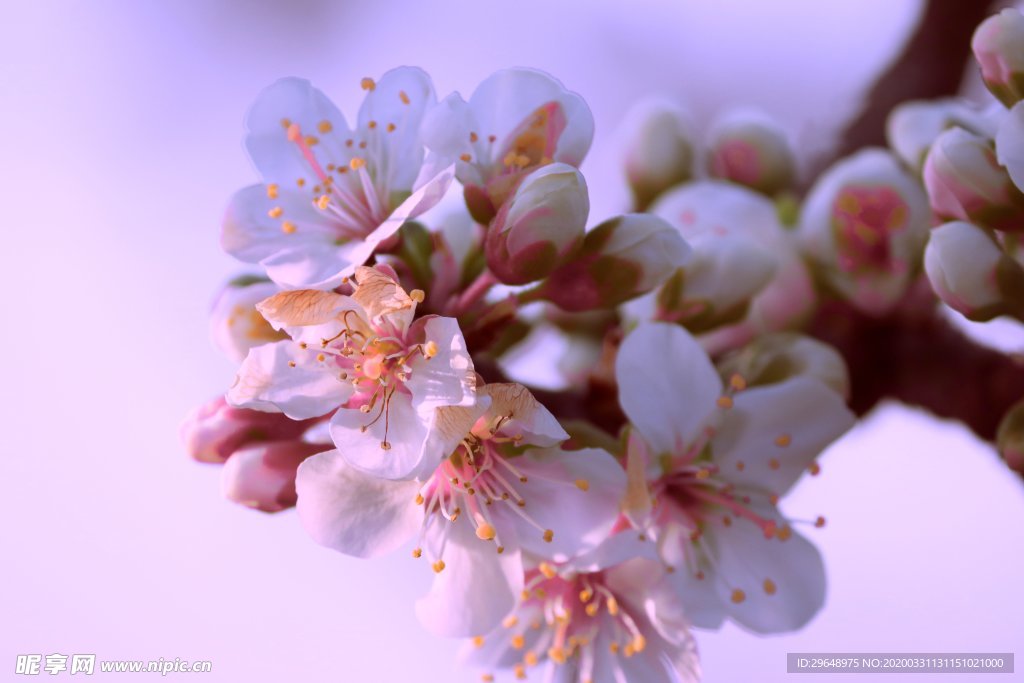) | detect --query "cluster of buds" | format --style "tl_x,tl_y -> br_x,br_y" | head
179,13 -> 1024,672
